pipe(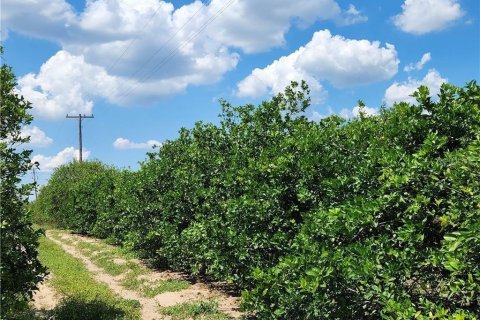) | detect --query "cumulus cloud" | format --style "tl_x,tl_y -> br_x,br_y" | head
309,106 -> 334,122
17,50 -> 213,119
20,126 -> 53,147
2,0 -> 369,118
237,30 -> 399,99
18,52 -> 96,119
393,0 -> 464,35
113,137 -> 161,150
310,111 -> 324,122
208,0 -> 365,53
31,147 -> 90,171
340,105 -> 378,119
404,52 -> 431,72
383,69 -> 447,106
338,4 -> 368,26
0,0 -> 76,41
